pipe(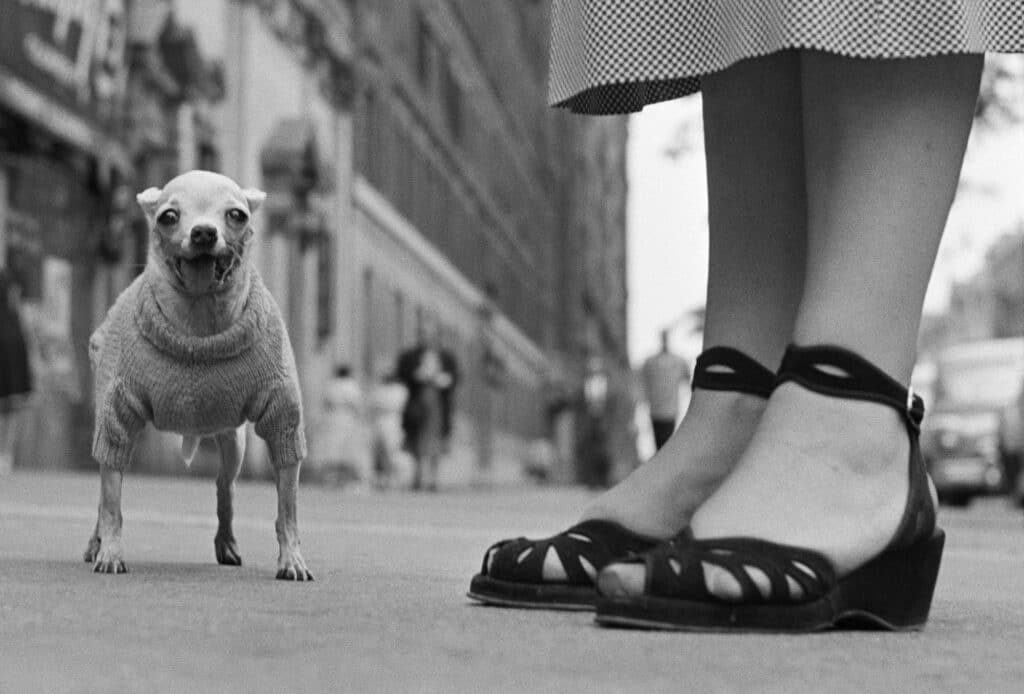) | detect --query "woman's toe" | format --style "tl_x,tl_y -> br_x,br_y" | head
597,562 -> 646,598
